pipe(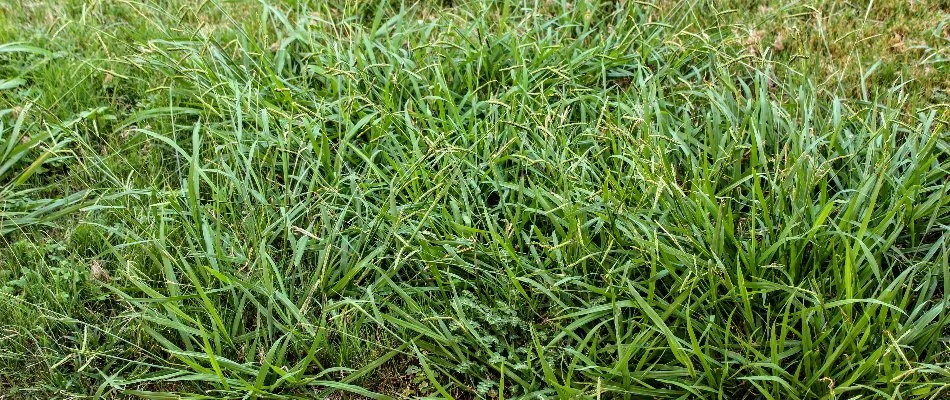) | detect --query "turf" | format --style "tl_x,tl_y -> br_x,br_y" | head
1,0 -> 949,398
